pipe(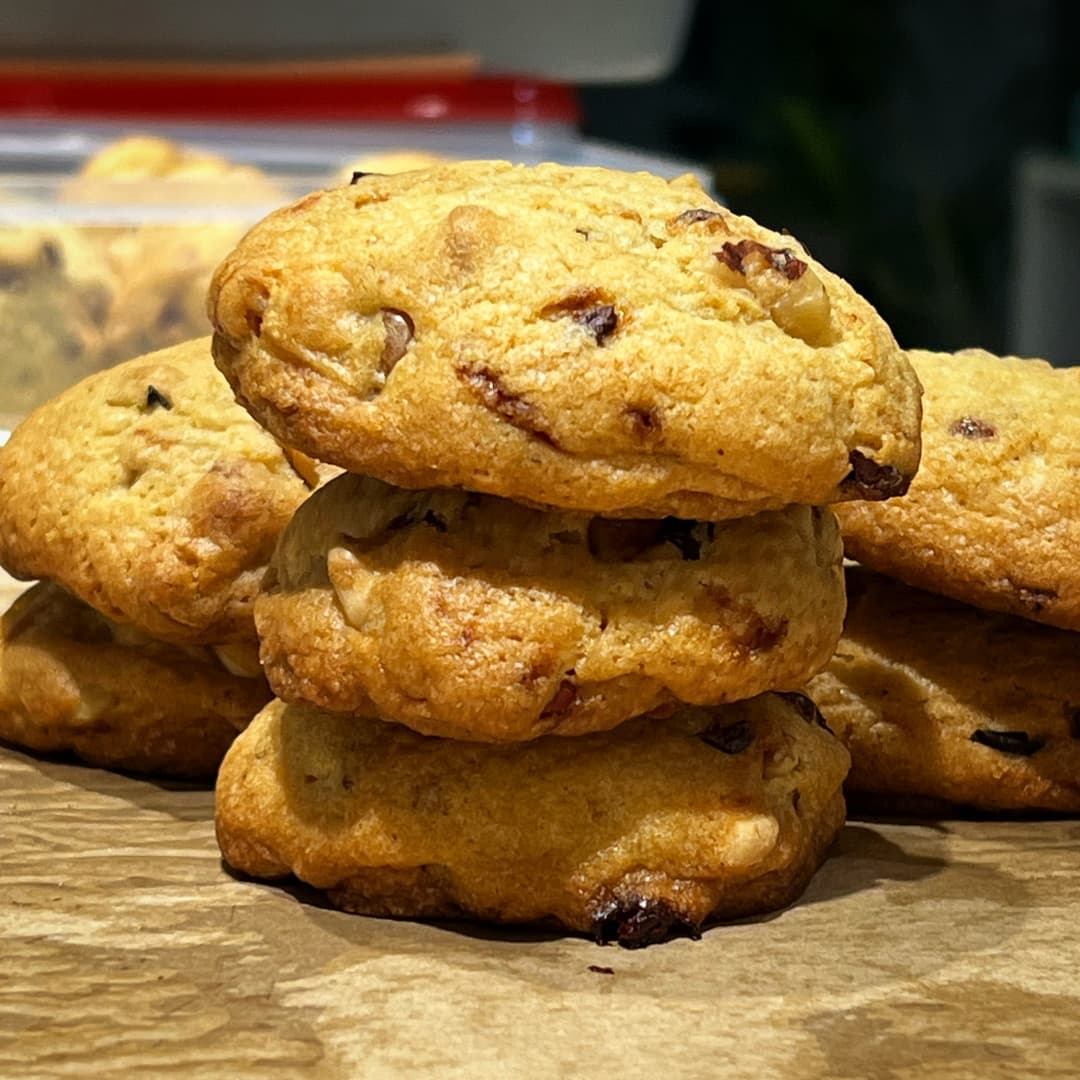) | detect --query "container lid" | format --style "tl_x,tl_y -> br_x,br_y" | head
0,70 -> 582,125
